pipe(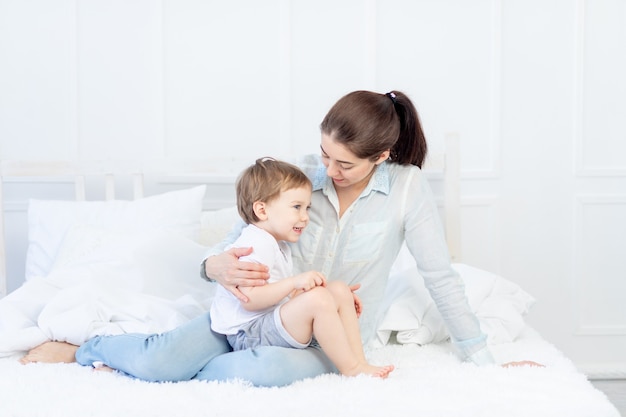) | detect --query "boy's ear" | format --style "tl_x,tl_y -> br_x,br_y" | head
253,201 -> 268,220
